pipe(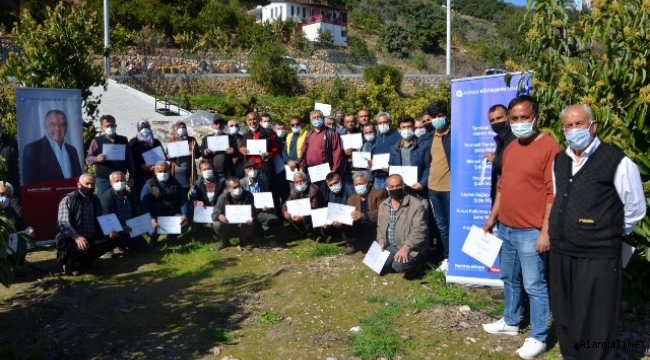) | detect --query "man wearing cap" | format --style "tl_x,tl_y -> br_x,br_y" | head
200,115 -> 237,186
